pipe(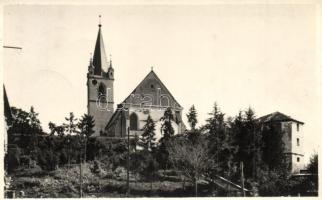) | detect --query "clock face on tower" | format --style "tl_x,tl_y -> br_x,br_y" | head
92,79 -> 97,85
